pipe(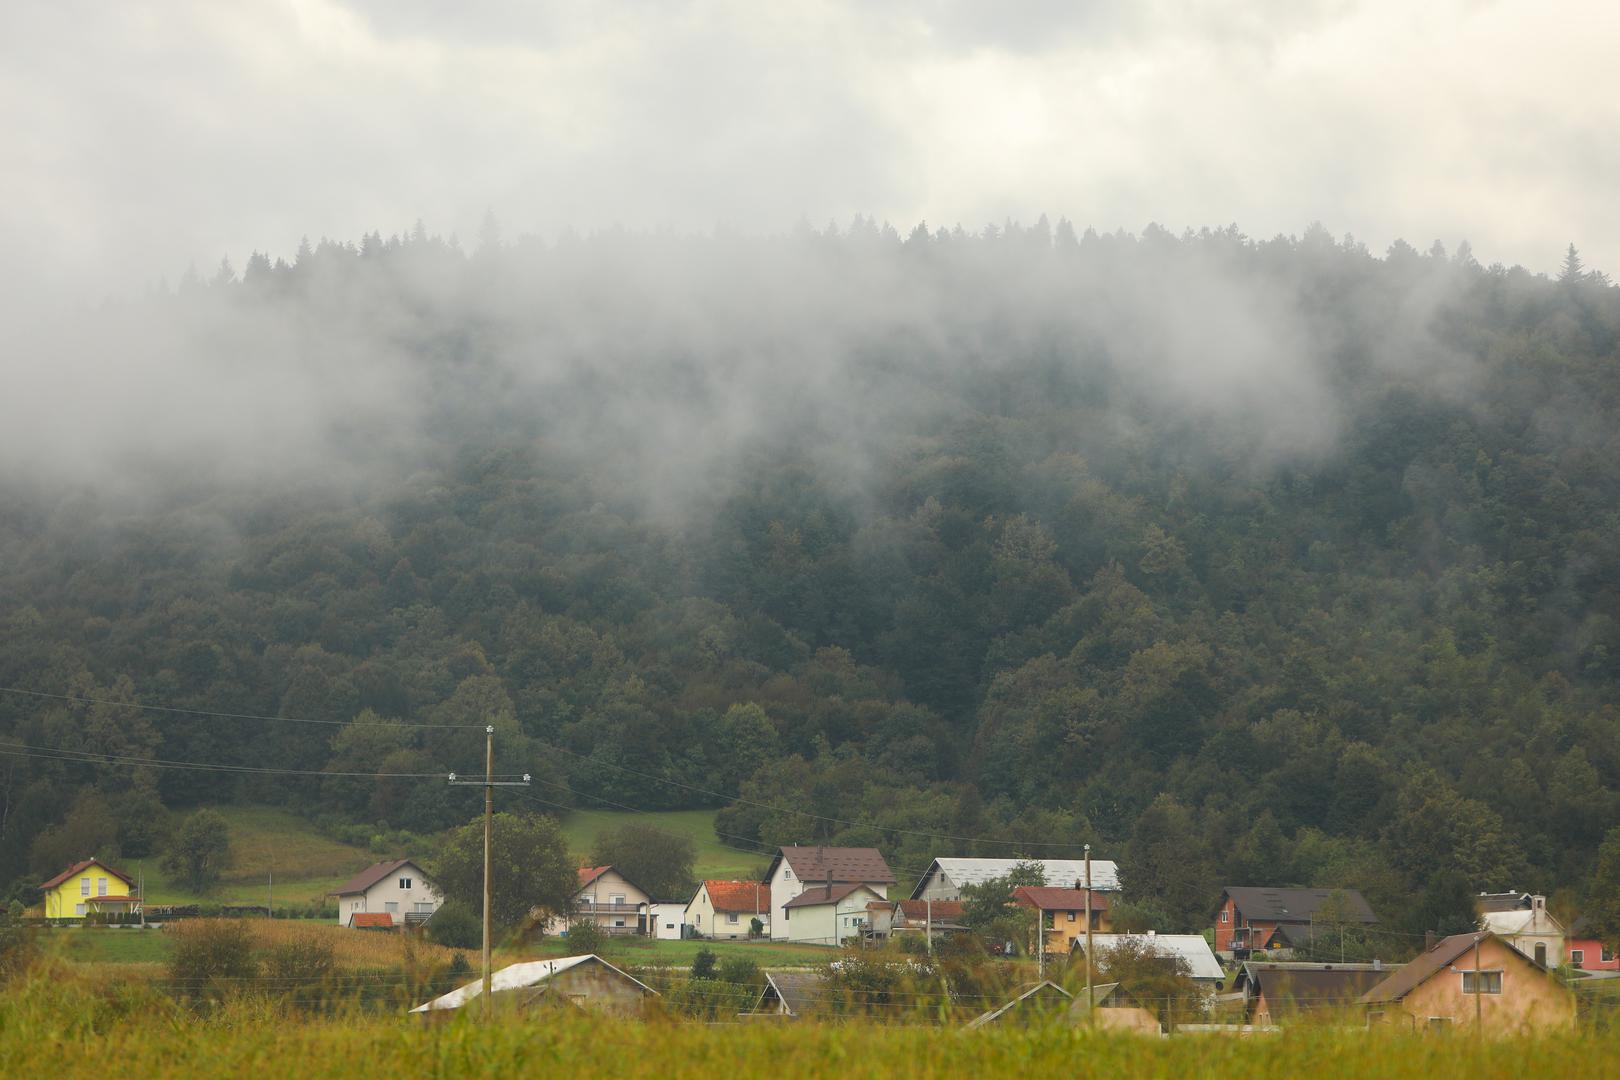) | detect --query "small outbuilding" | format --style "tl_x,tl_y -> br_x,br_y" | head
965,981 -> 1074,1028
410,954 -> 658,1018
751,971 -> 831,1018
